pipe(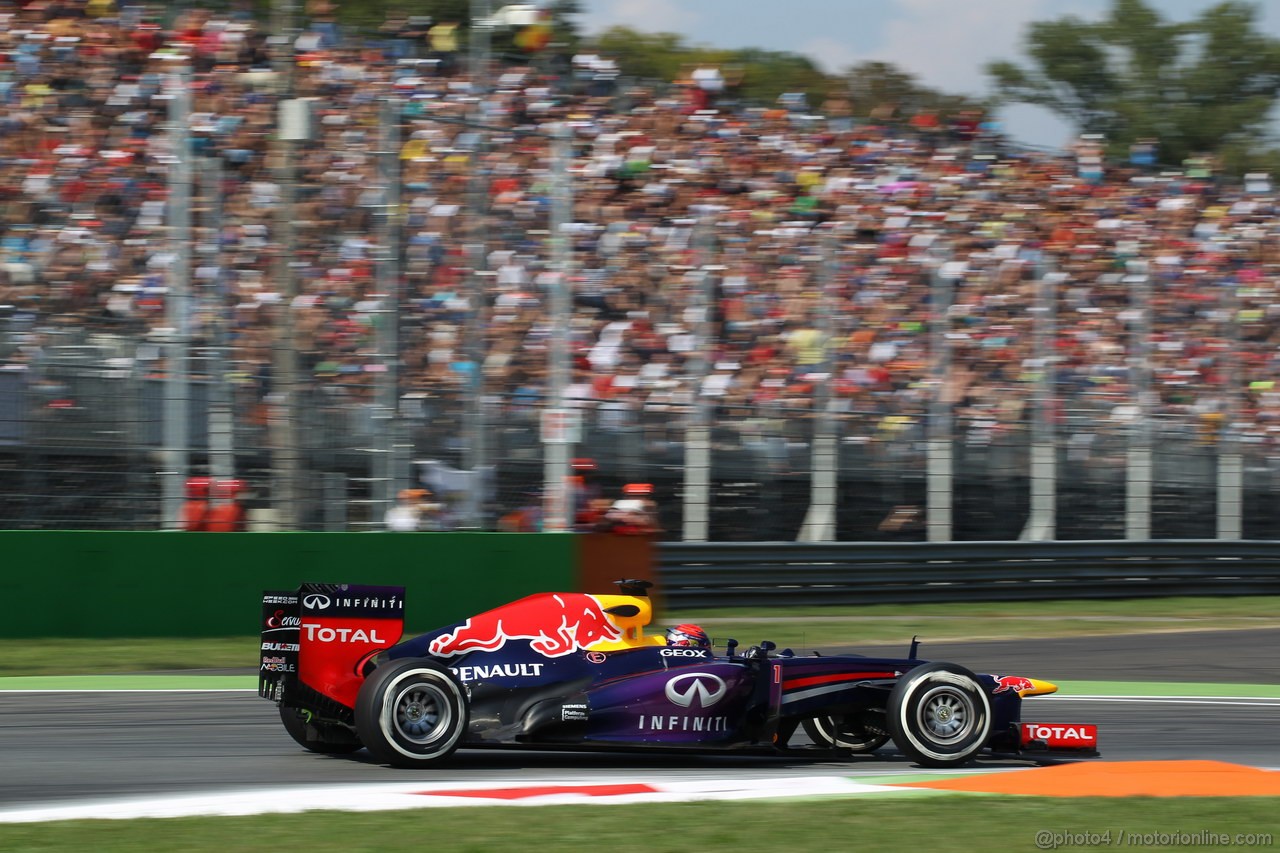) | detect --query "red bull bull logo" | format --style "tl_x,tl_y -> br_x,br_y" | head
993,675 -> 1036,694
429,593 -> 622,658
